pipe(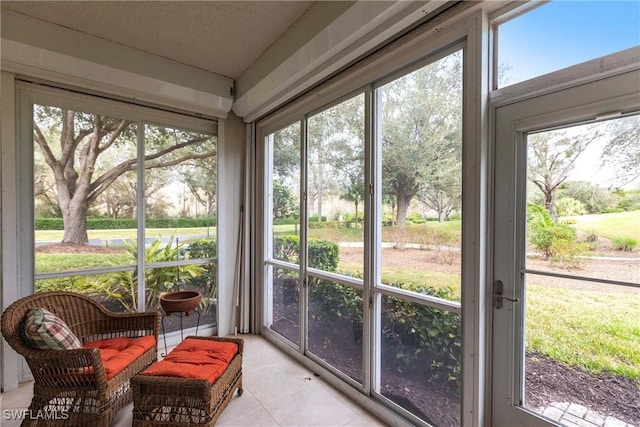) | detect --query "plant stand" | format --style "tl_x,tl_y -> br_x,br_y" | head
159,290 -> 203,356
161,310 -> 200,357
